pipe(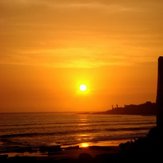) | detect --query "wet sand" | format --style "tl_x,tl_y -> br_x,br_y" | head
0,145 -> 120,163
0,142 -> 162,163
0,127 -> 162,163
